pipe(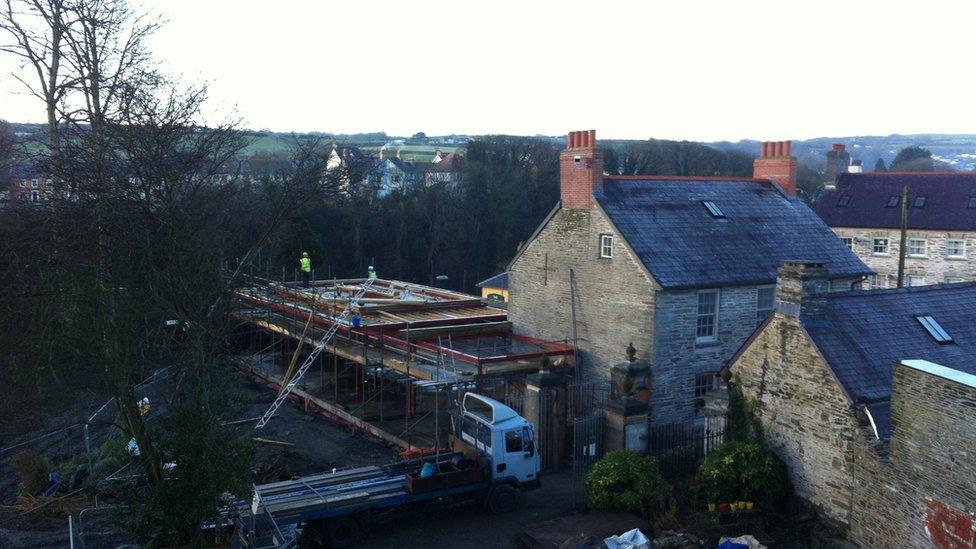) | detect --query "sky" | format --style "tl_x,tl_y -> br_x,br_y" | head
2,0 -> 976,141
